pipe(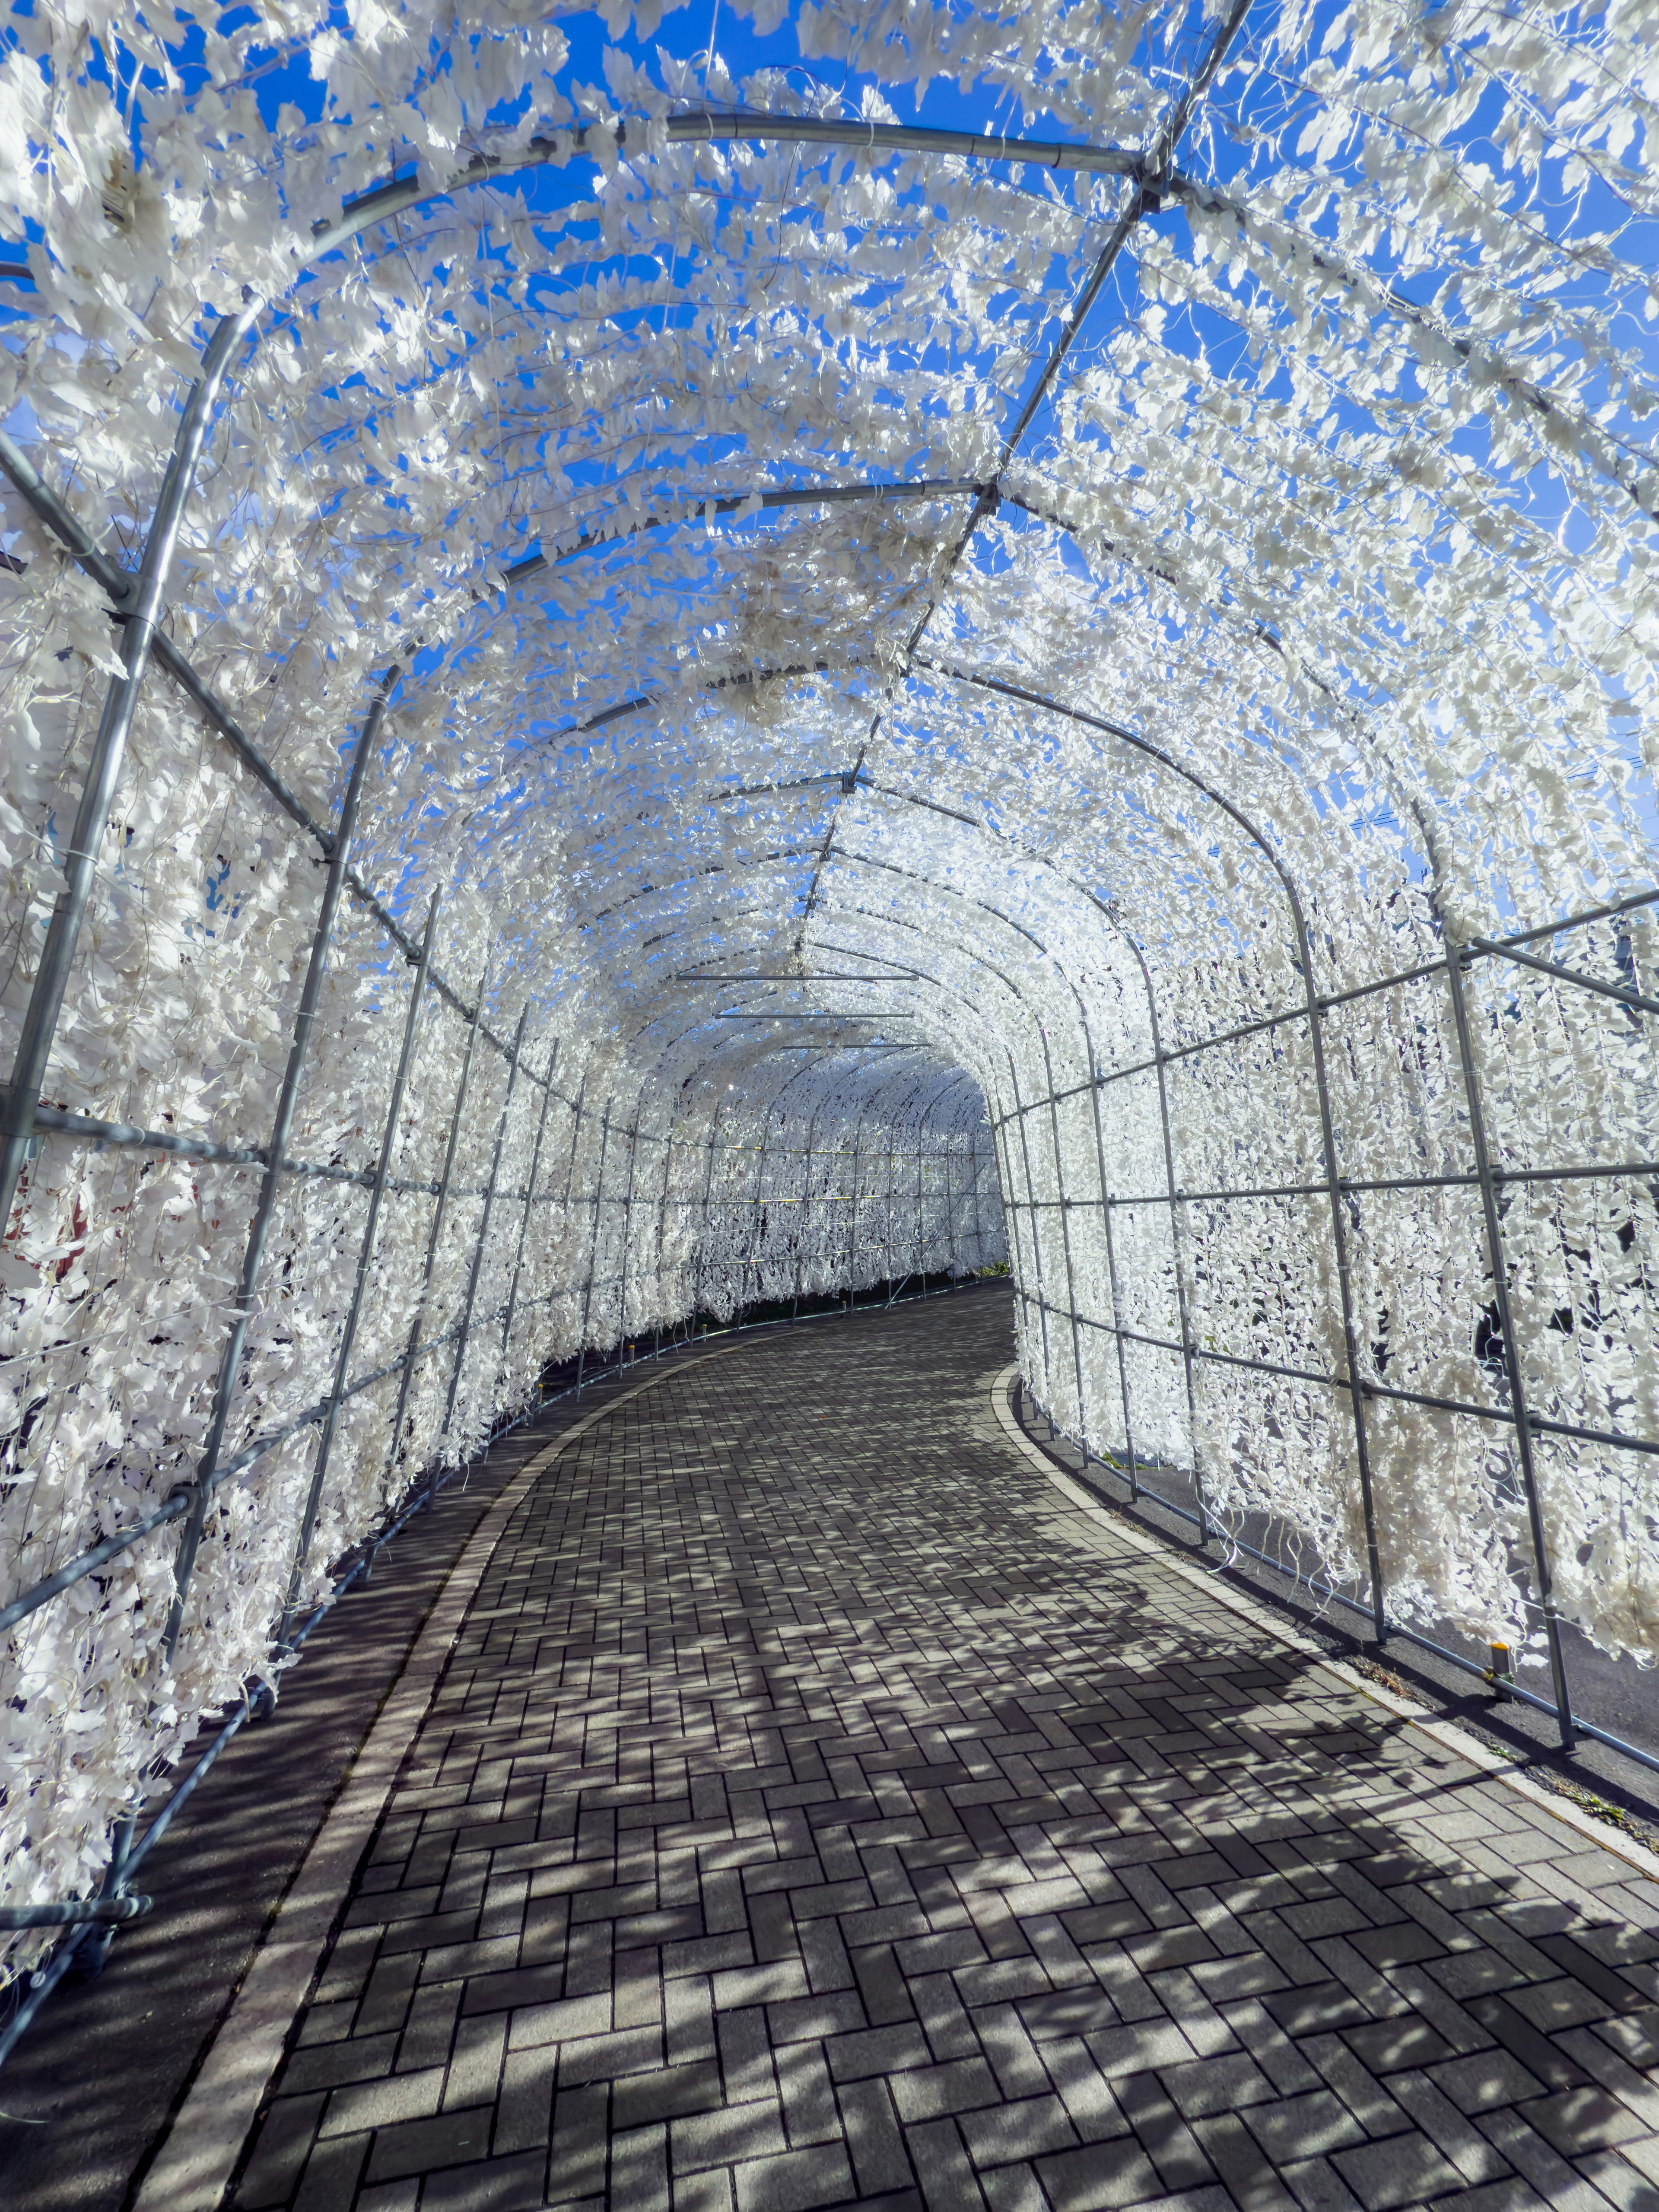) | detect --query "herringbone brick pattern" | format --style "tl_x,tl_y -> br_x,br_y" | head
232,1293 -> 1659,2212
